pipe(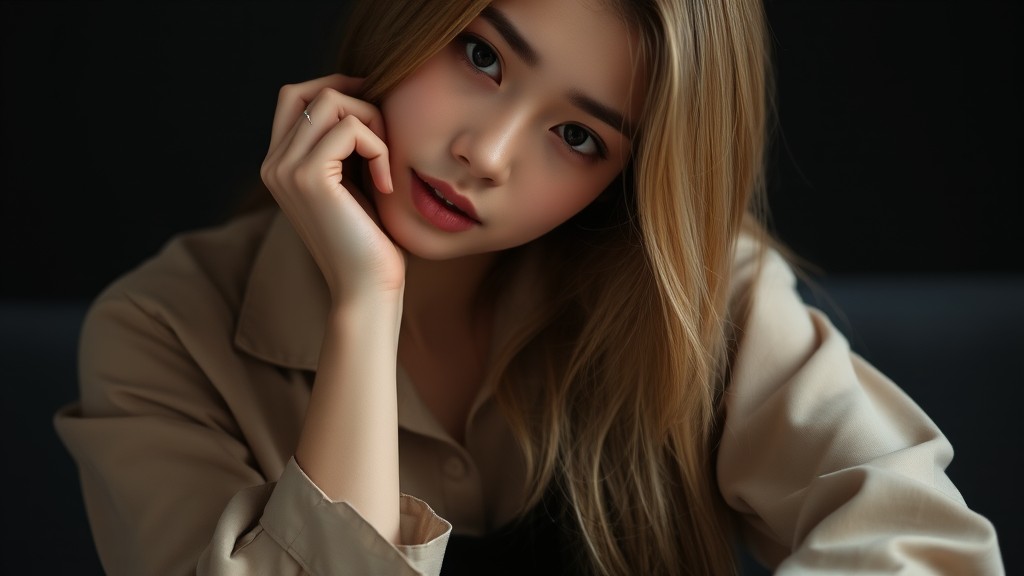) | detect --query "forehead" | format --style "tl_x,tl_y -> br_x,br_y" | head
484,0 -> 645,124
